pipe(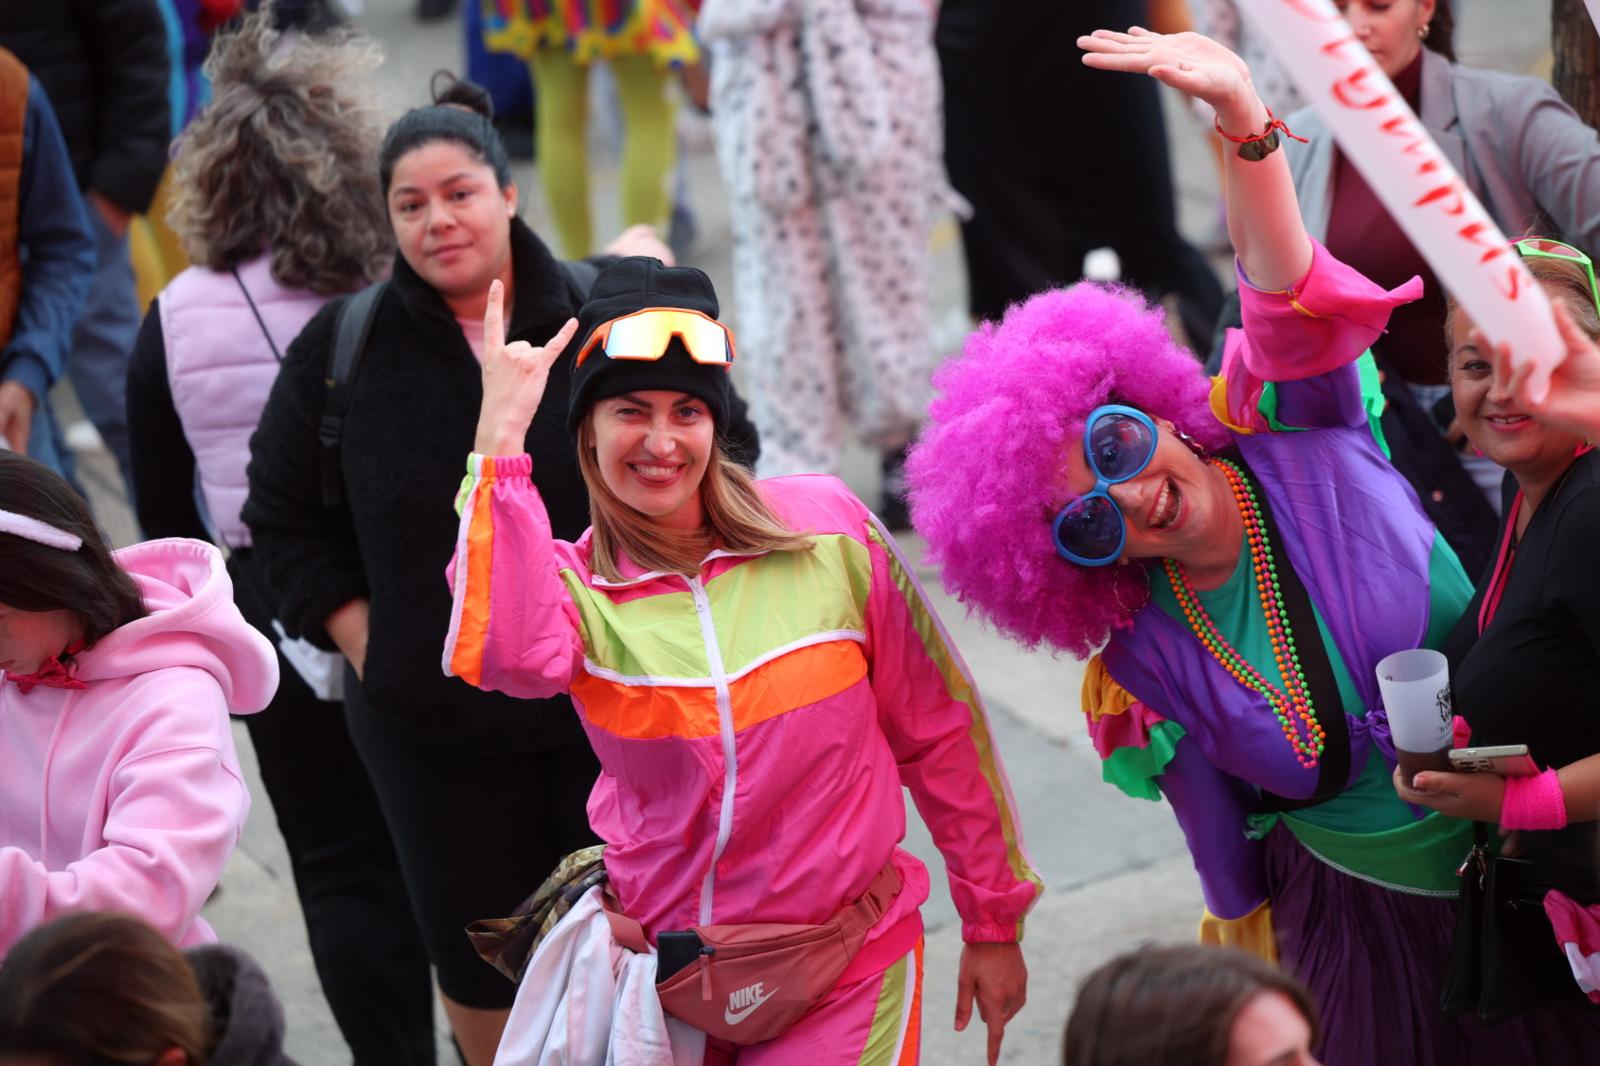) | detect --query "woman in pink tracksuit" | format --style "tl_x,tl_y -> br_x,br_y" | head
0,452 -> 278,959
442,257 -> 1041,1064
